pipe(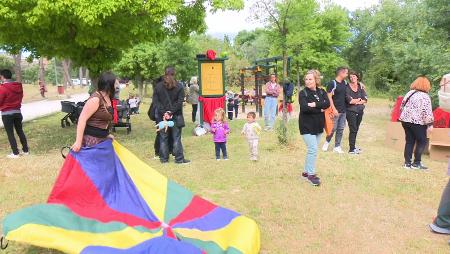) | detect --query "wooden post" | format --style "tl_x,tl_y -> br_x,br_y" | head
256,68 -> 263,118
